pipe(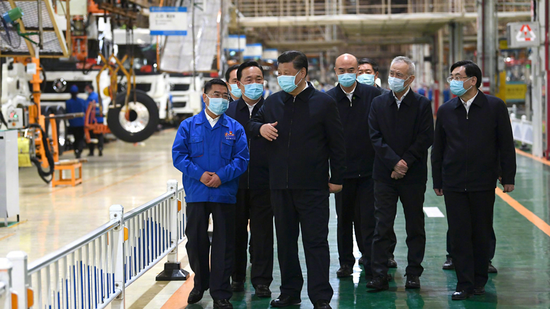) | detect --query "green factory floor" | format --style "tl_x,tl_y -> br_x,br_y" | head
190,151 -> 550,309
